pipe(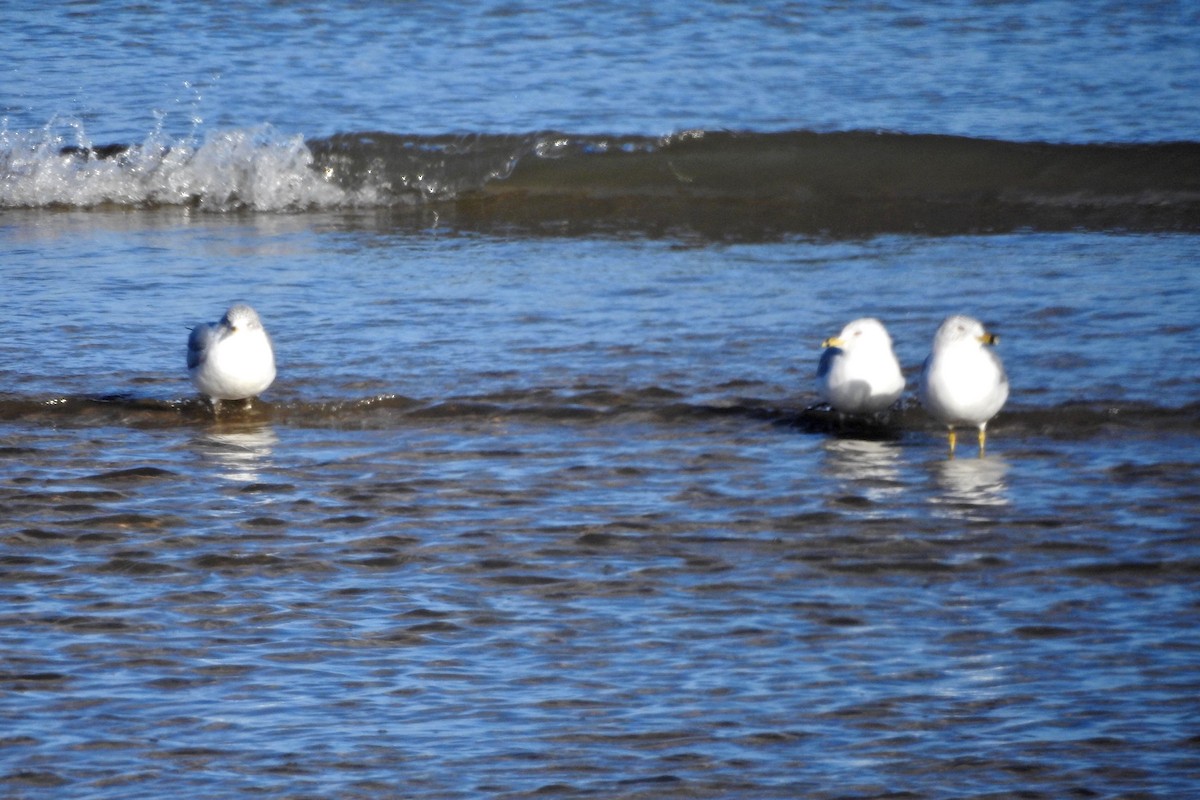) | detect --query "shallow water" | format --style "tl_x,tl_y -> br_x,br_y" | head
4,2 -> 1200,798
4,414 -> 1199,798
4,215 -> 1200,798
